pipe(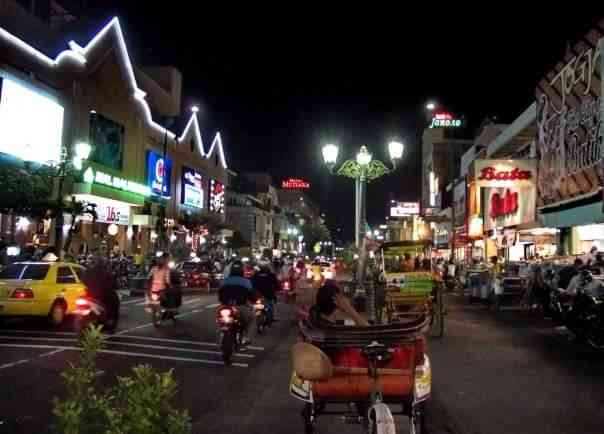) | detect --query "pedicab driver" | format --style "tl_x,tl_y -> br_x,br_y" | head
314,283 -> 369,327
